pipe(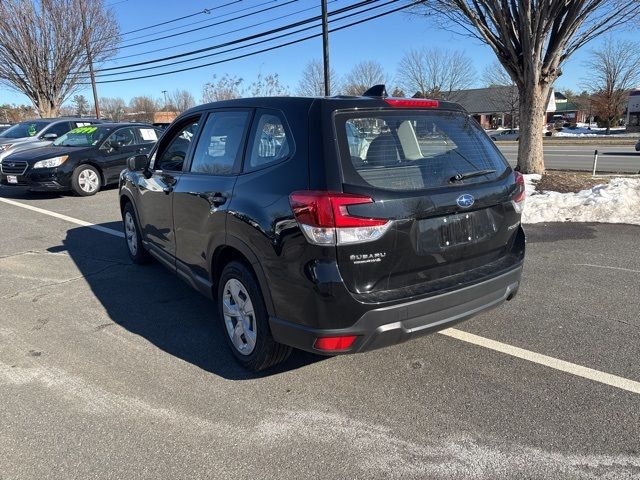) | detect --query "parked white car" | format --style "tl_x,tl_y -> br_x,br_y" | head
490,129 -> 519,141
